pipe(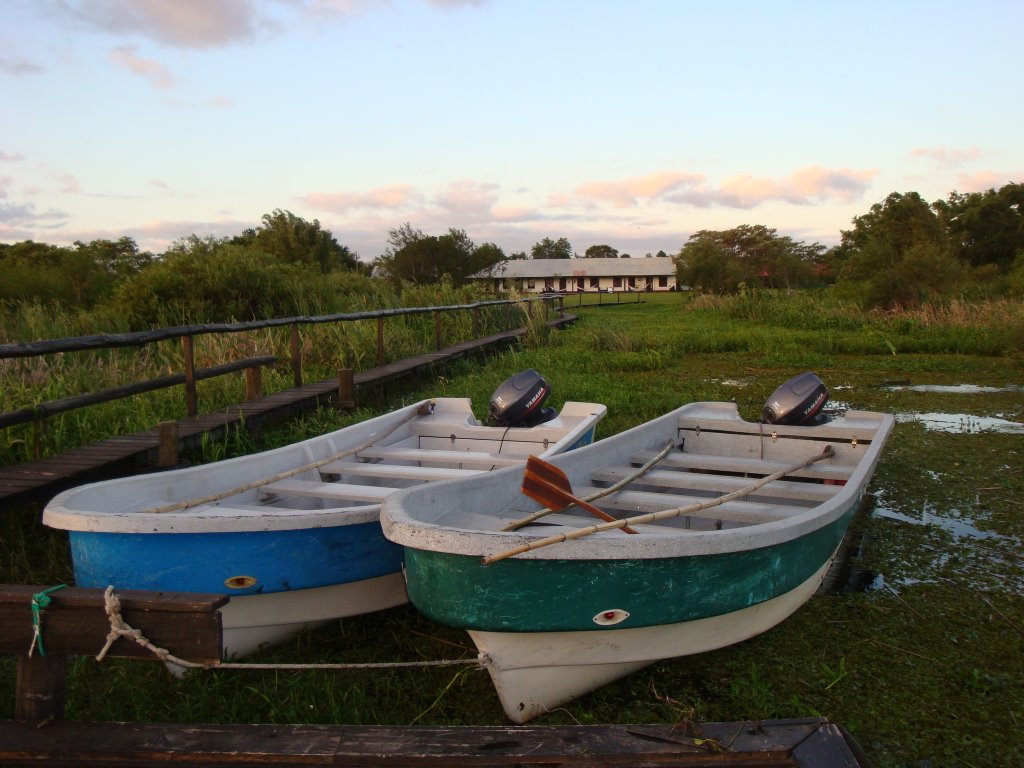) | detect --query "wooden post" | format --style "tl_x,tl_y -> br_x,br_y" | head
376,317 -> 384,367
289,323 -> 302,387
245,366 -> 262,401
434,310 -> 442,351
181,335 -> 197,417
337,368 -> 355,409
32,418 -> 45,460
15,652 -> 67,722
157,421 -> 178,468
